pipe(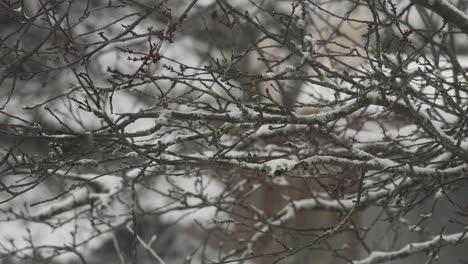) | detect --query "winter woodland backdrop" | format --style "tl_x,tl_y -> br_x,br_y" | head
1,0 -> 468,263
